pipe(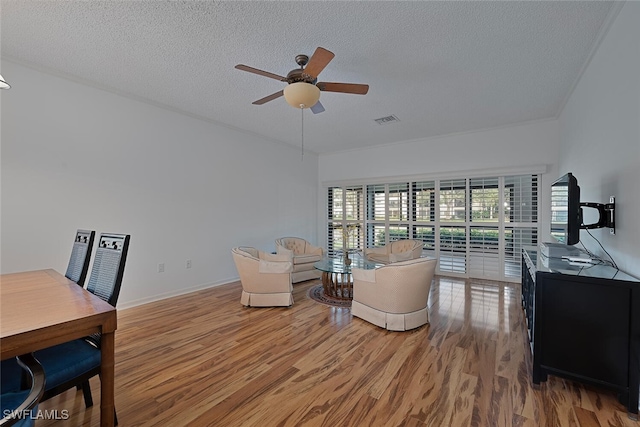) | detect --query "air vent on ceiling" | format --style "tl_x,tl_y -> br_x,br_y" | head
374,115 -> 400,125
